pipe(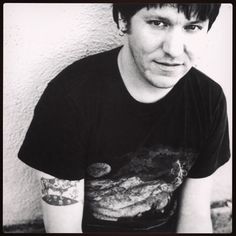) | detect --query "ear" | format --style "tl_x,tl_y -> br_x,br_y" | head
118,12 -> 127,30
